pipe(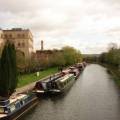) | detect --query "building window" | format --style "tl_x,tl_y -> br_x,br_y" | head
1,34 -> 3,38
9,34 -> 12,38
22,42 -> 25,47
18,42 -> 21,47
5,34 -> 8,38
17,34 -> 20,37
22,34 -> 25,38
